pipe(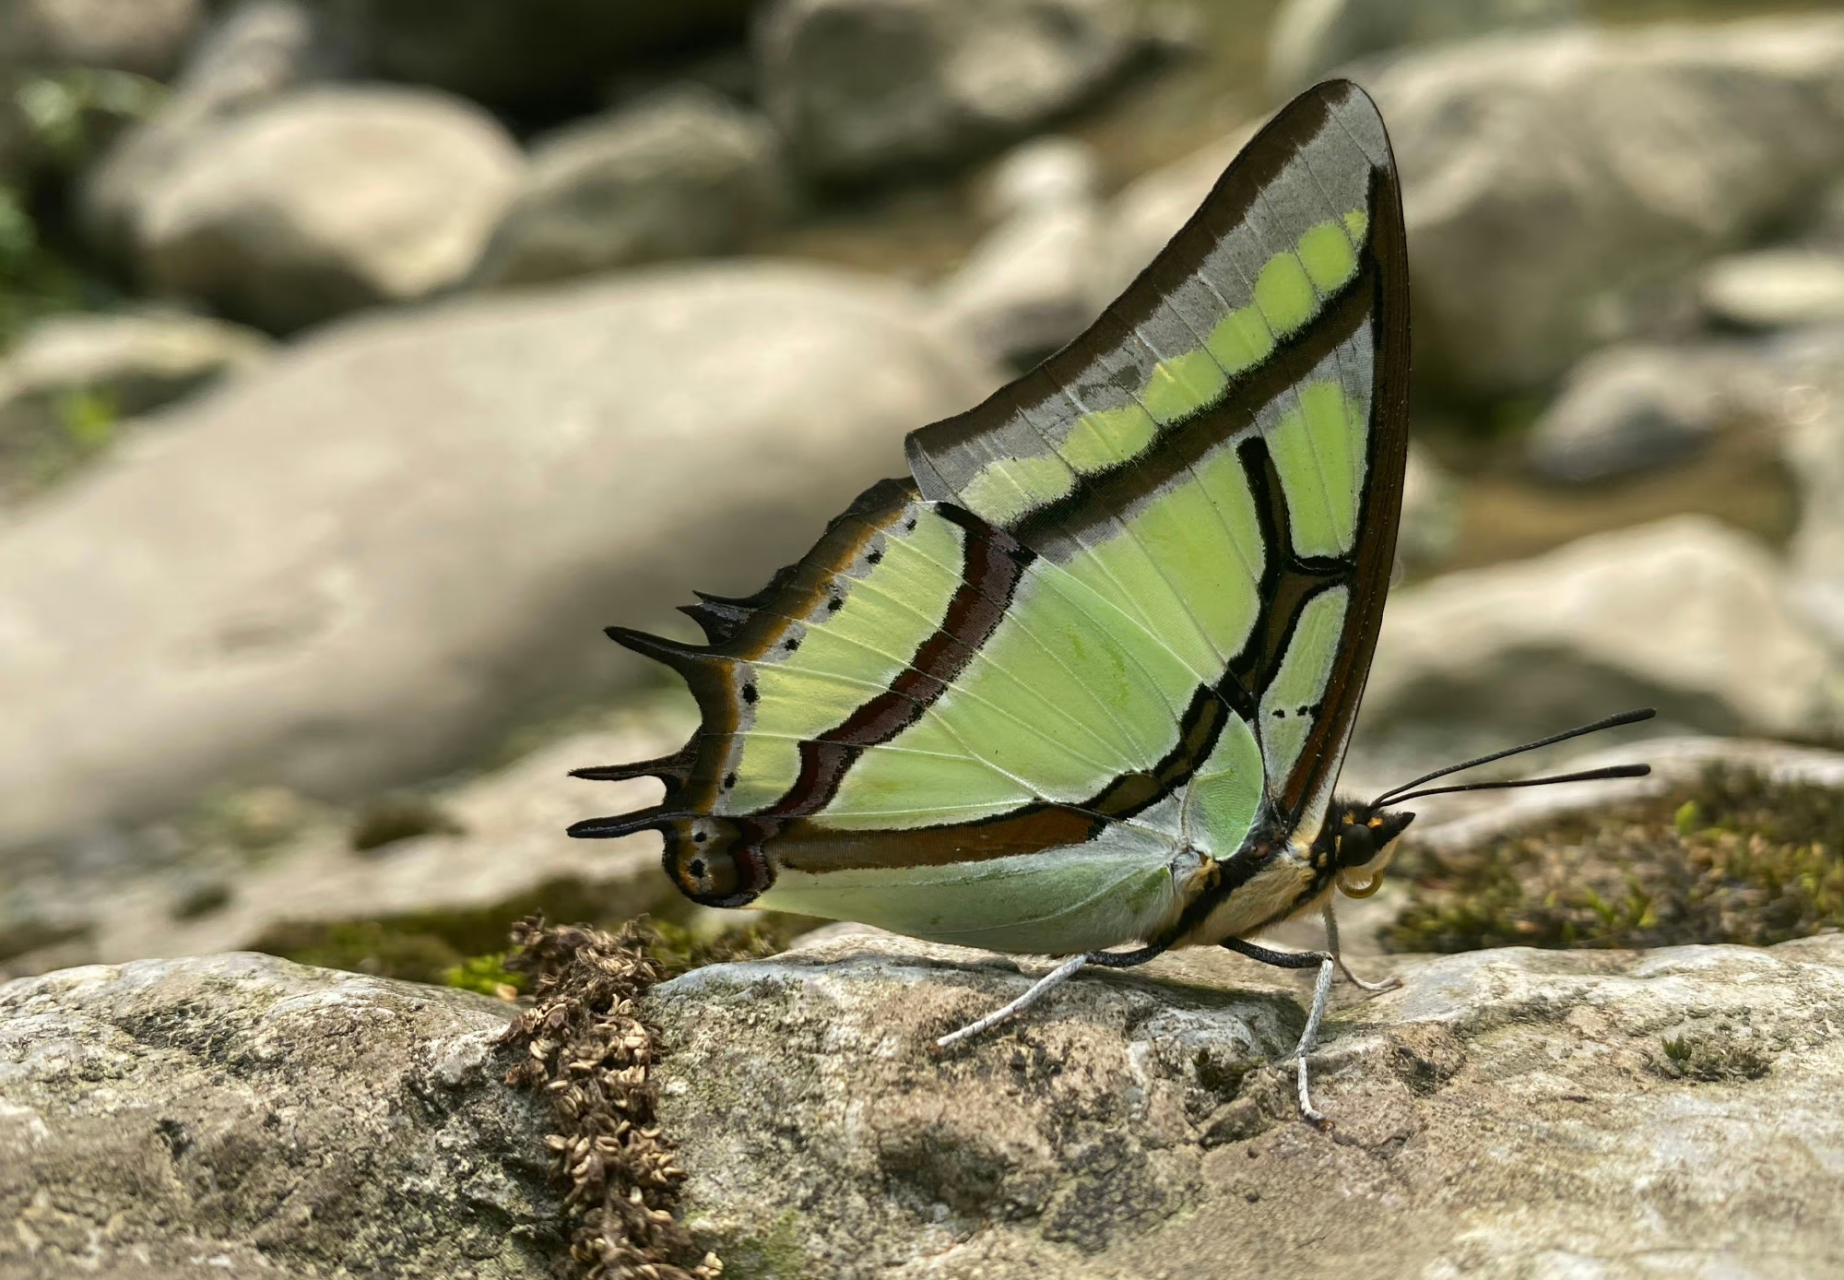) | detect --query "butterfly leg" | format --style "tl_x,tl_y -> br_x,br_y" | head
1322,903 -> 1400,993
933,943 -> 1168,1053
1220,937 -> 1339,1127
